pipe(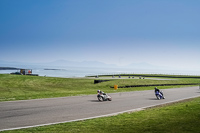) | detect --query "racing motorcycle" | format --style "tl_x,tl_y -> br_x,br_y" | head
155,91 -> 165,100
97,93 -> 112,102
